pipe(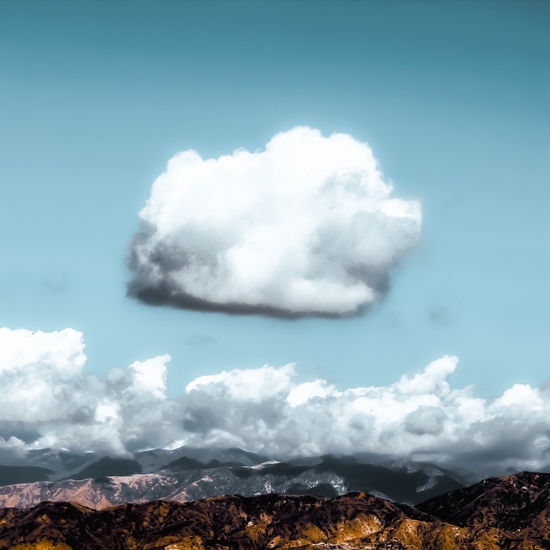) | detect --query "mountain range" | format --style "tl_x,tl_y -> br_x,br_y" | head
2,472 -> 550,549
0,447 -> 467,509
